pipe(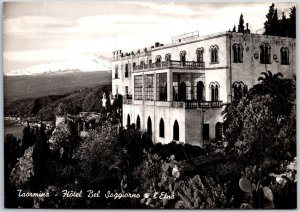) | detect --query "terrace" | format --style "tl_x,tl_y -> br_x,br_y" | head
133,60 -> 205,71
